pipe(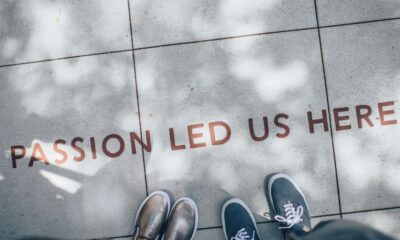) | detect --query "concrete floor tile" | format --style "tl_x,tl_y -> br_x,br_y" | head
0,0 -> 131,65
0,53 -> 146,239
344,209 -> 400,239
311,215 -> 340,228
135,30 -> 340,228
194,215 -> 341,239
194,228 -> 226,240
321,20 -> 400,212
258,222 -> 284,240
194,222 -> 282,240
317,0 -> 400,26
129,0 -> 317,48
